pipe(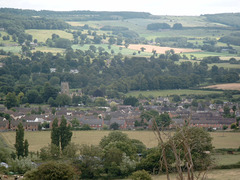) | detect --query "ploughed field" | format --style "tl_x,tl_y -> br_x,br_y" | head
0,131 -> 239,152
